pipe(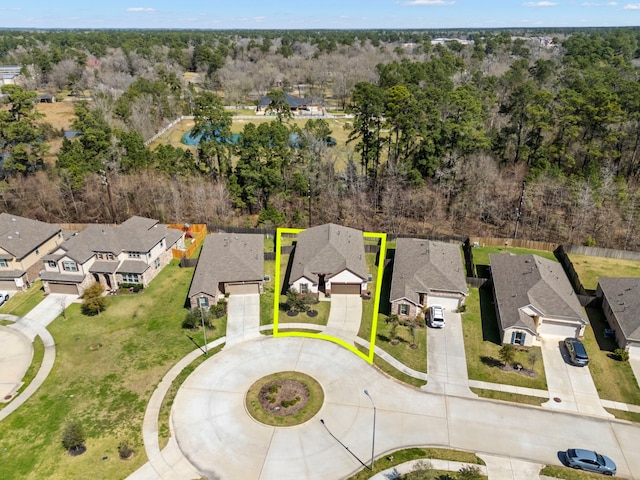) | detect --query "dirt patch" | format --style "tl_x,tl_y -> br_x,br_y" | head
258,379 -> 309,416
37,101 -> 76,130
